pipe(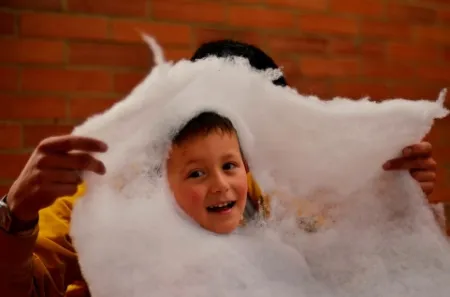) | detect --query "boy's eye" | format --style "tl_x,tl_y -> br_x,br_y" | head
222,162 -> 237,171
188,170 -> 204,179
